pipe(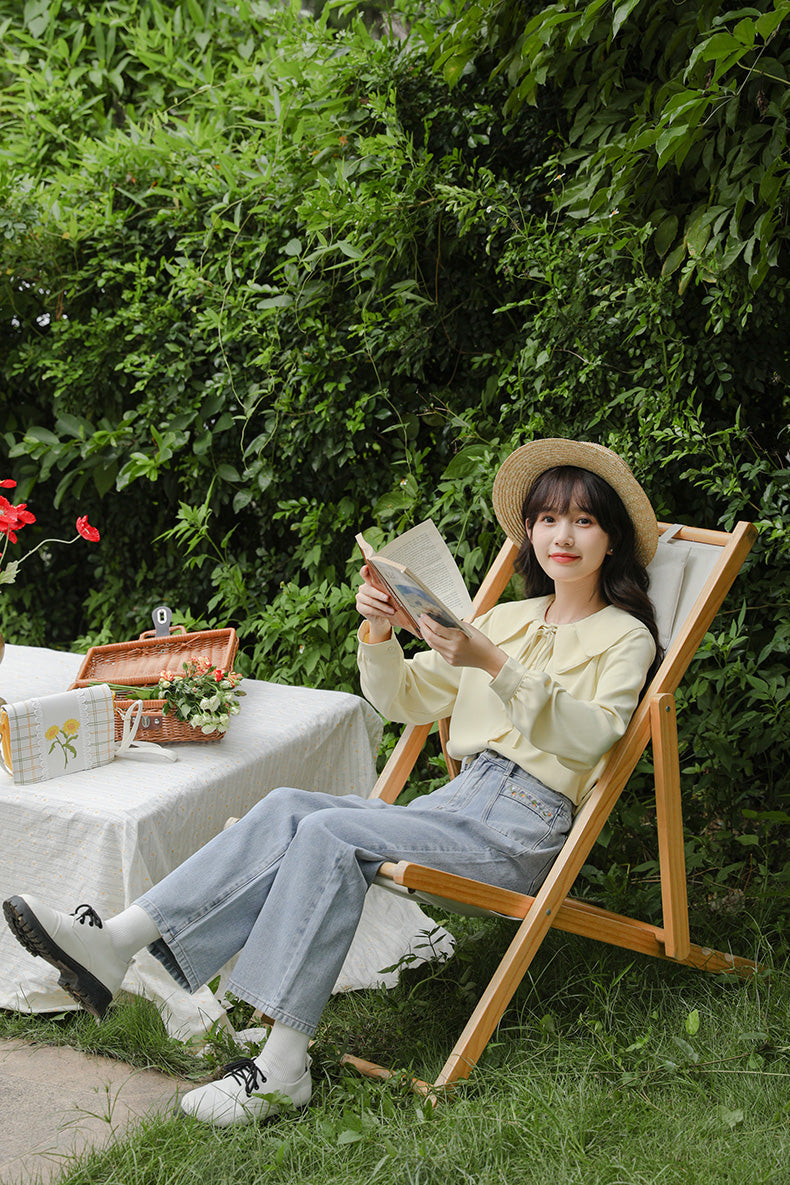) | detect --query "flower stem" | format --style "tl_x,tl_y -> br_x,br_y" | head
18,533 -> 81,563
